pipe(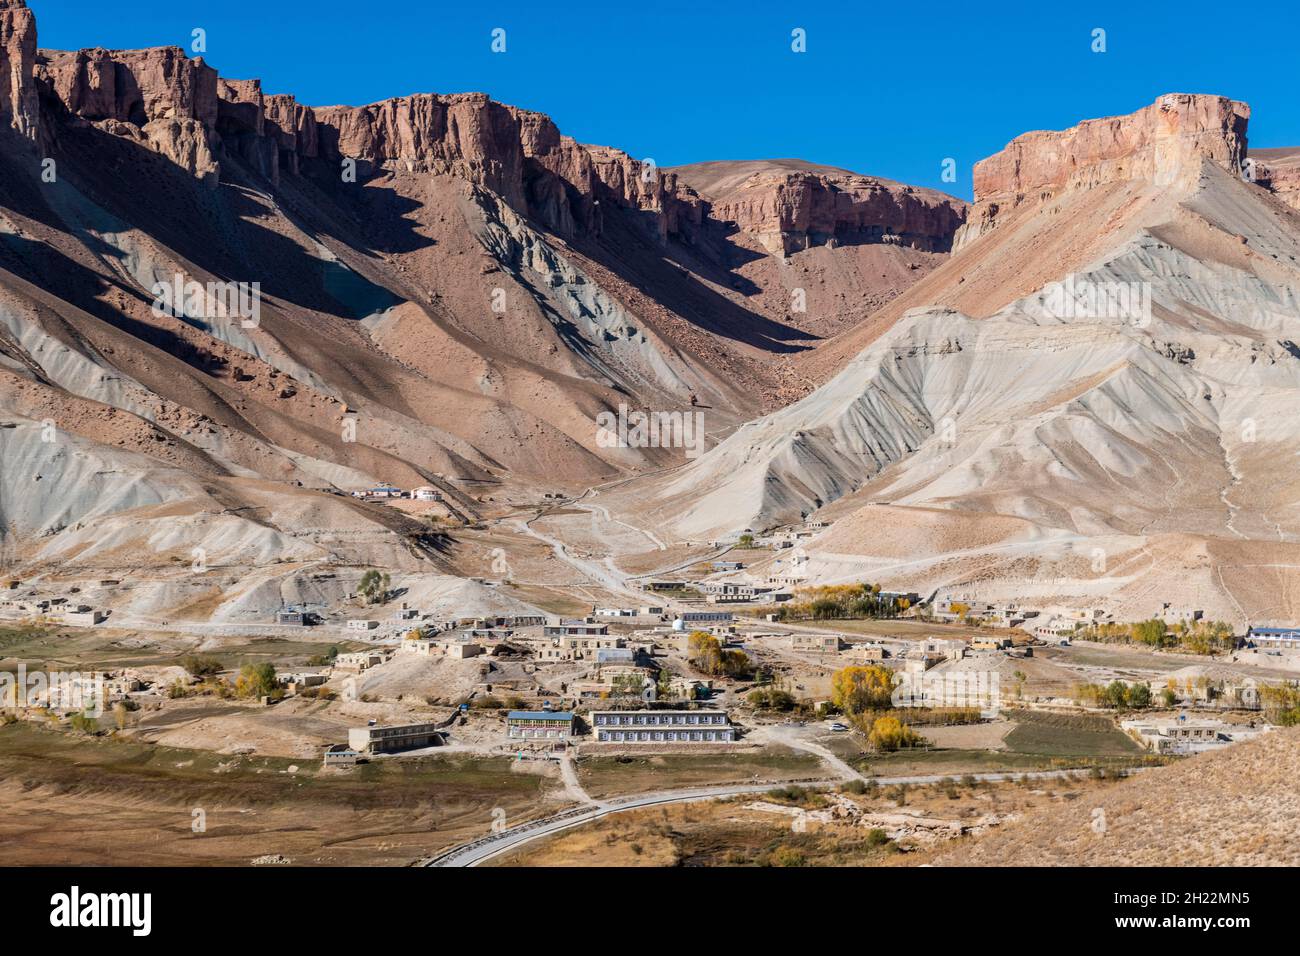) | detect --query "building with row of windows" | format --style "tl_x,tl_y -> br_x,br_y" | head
1246,626 -> 1300,650
348,722 -> 444,754
506,711 -> 576,740
590,710 -> 736,744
